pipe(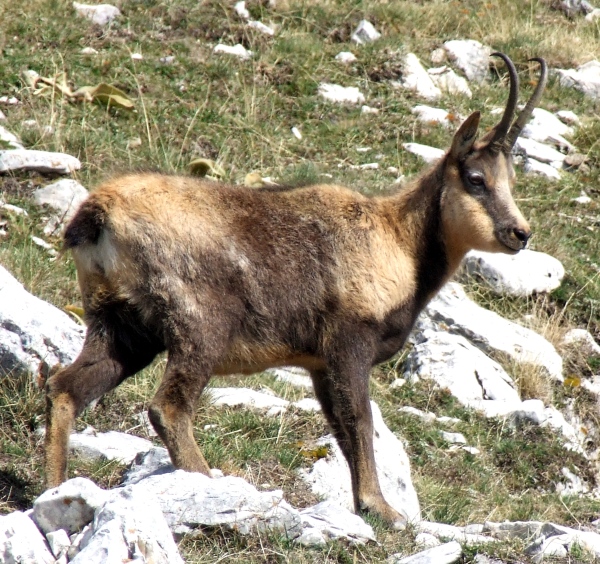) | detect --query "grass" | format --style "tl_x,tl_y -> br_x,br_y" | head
2,0 -> 600,561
